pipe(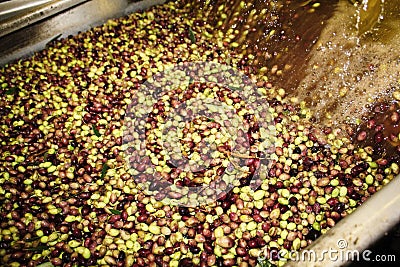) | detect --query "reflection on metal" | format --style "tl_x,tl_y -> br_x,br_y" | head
0,0 -> 54,20
0,0 -> 166,65
0,0 -> 88,37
